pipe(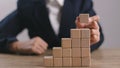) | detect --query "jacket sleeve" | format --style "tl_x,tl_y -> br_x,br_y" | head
0,10 -> 25,53
80,0 -> 104,52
